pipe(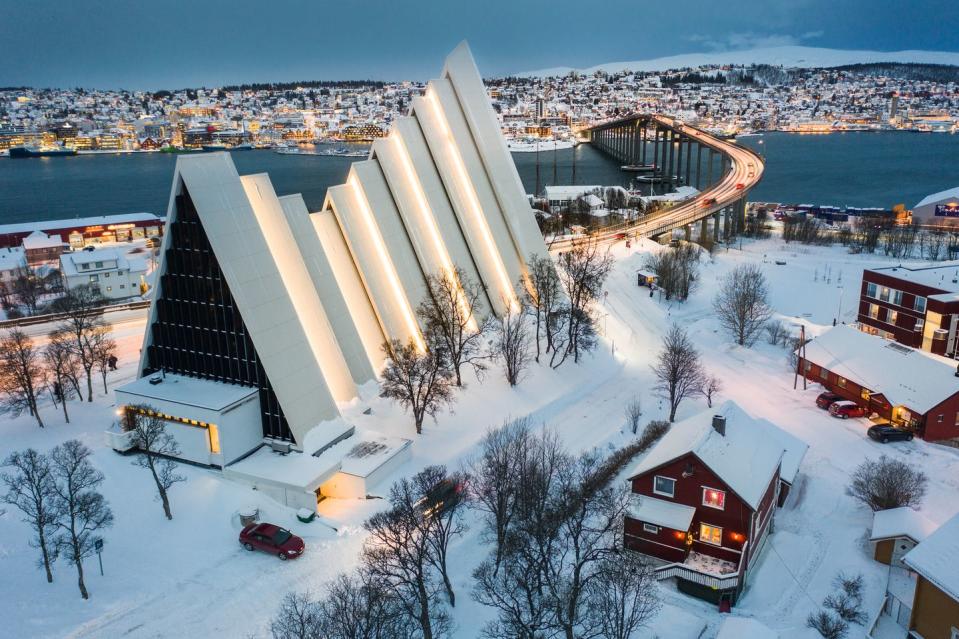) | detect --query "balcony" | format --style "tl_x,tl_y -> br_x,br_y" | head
652,543 -> 748,591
